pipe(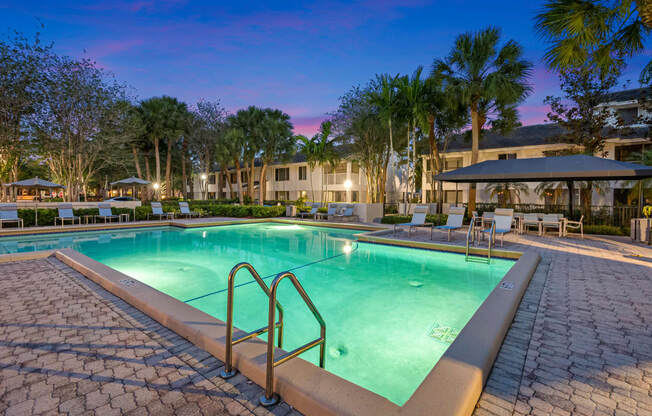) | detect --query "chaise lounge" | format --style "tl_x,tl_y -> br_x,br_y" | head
0,204 -> 24,229
433,206 -> 465,241
55,203 -> 81,227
